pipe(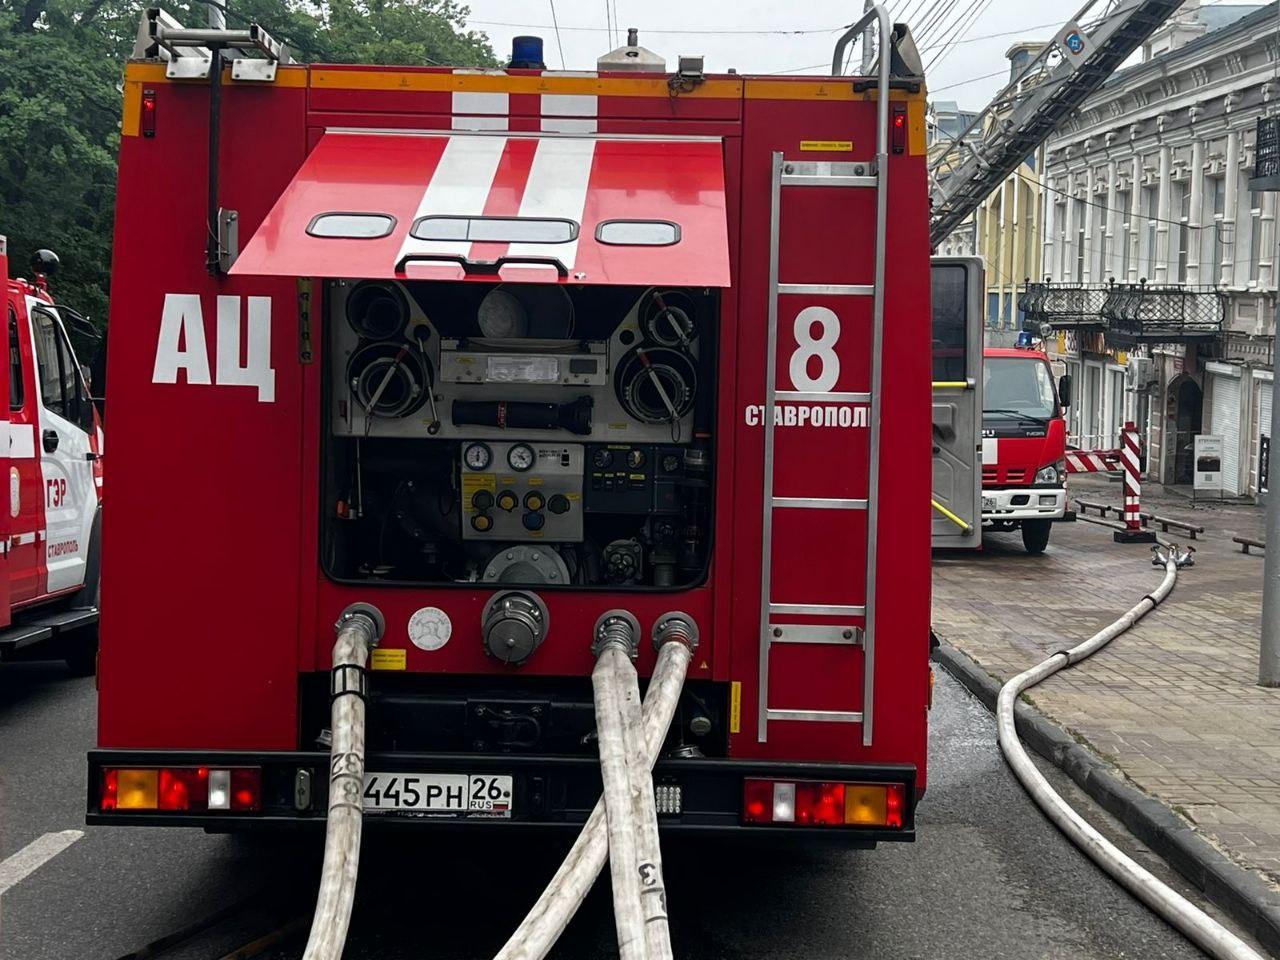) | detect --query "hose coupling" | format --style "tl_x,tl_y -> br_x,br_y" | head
652,611 -> 699,652
335,602 -> 385,645
1151,544 -> 1195,568
592,610 -> 641,658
